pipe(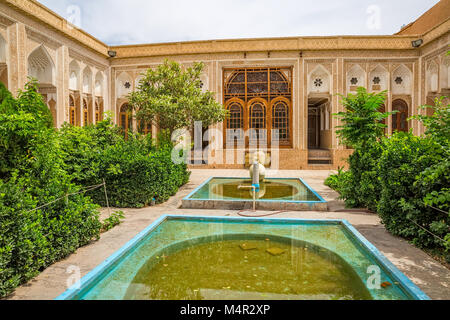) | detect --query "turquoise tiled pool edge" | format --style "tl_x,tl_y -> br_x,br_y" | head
182,177 -> 328,211
56,215 -> 430,301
